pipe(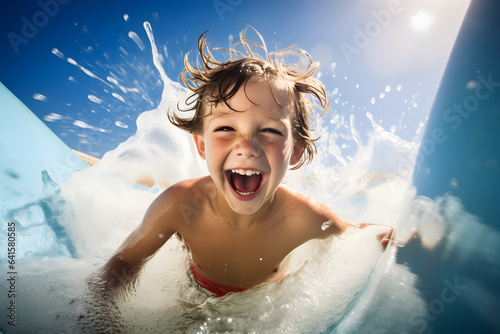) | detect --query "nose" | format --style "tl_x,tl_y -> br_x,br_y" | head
235,136 -> 261,158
